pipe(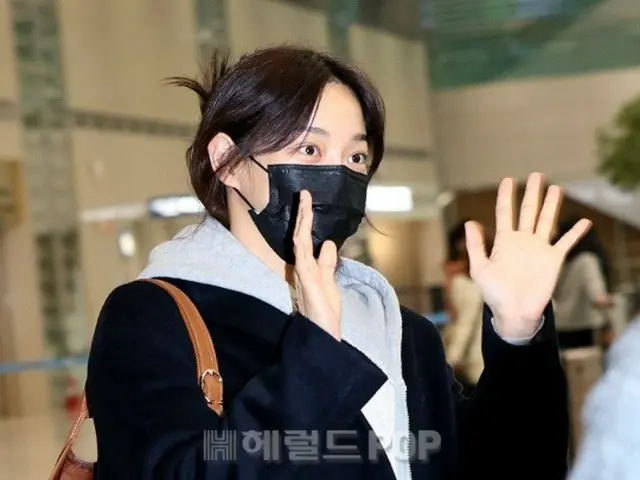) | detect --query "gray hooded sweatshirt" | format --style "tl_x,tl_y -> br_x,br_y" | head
138,216 -> 412,479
